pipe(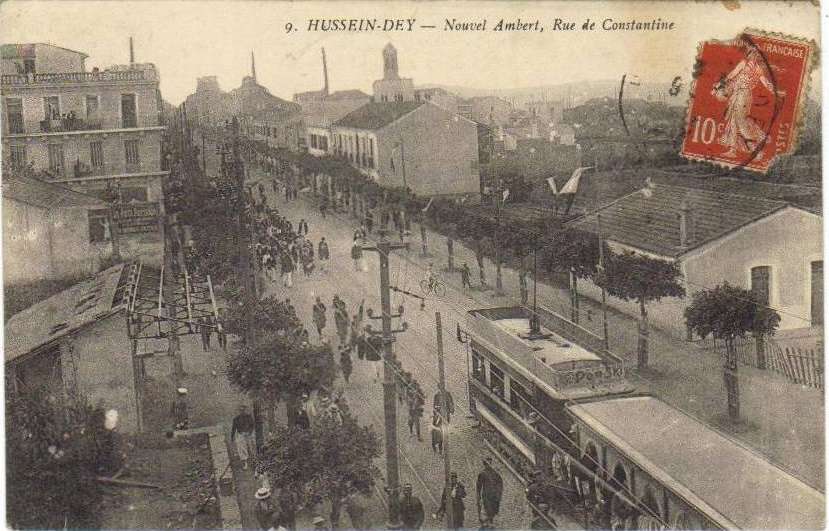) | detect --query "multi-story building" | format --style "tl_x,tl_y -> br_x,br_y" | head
292,48 -> 371,157
184,75 -> 223,129
330,100 -> 480,197
372,44 -> 414,103
245,107 -> 304,152
414,87 -> 460,114
1,43 -> 166,264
